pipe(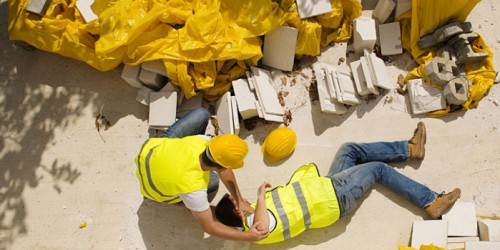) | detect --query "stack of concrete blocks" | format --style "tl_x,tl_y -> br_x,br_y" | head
407,78 -> 447,115
478,219 -> 500,241
312,63 -> 347,114
262,26 -> 298,72
378,22 -> 403,56
442,202 -> 480,249
353,17 -> 377,53
249,67 -> 284,123
215,92 -> 240,135
417,22 -> 475,50
364,49 -> 394,90
231,79 -> 259,120
148,91 -> 178,130
395,0 -> 412,19
25,0 -> 51,16
295,0 -> 332,19
75,0 -> 98,23
410,220 -> 448,248
373,0 -> 396,24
